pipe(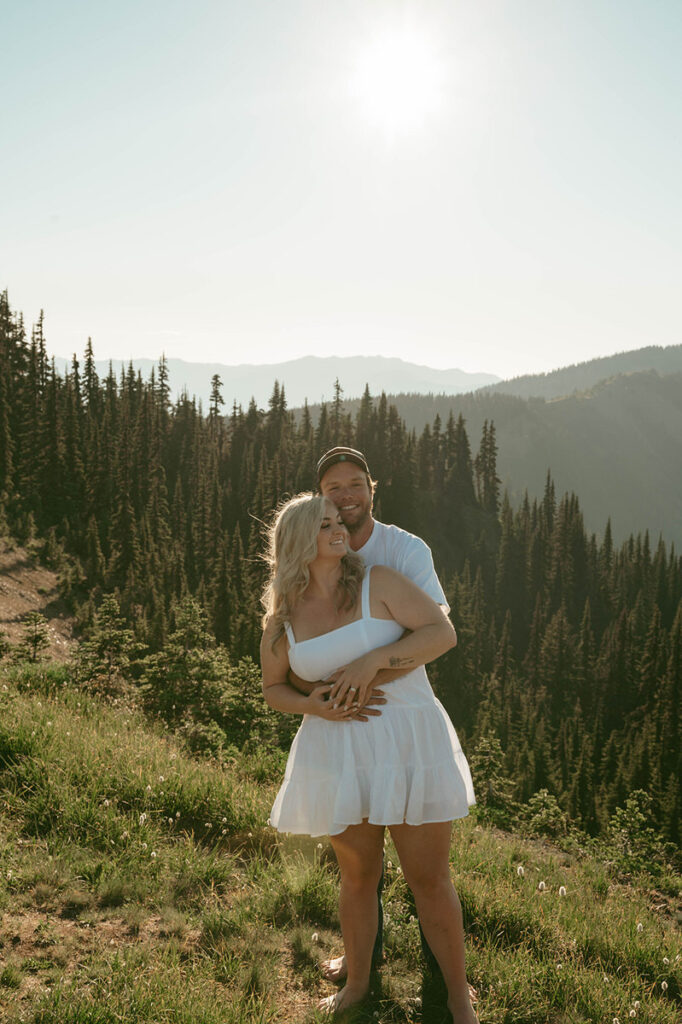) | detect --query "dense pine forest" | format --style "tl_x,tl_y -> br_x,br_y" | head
1,291 -> 680,848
